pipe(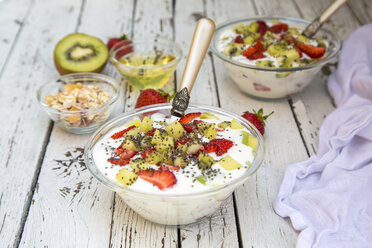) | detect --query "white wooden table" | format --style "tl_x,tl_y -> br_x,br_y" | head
0,0 -> 370,247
